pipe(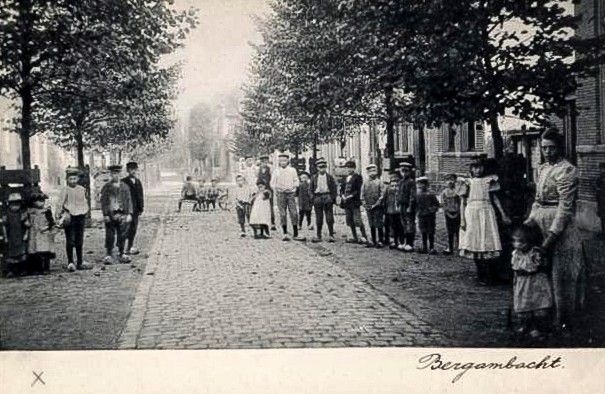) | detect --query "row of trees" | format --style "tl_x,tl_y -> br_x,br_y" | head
0,0 -> 198,170
238,0 -> 604,168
